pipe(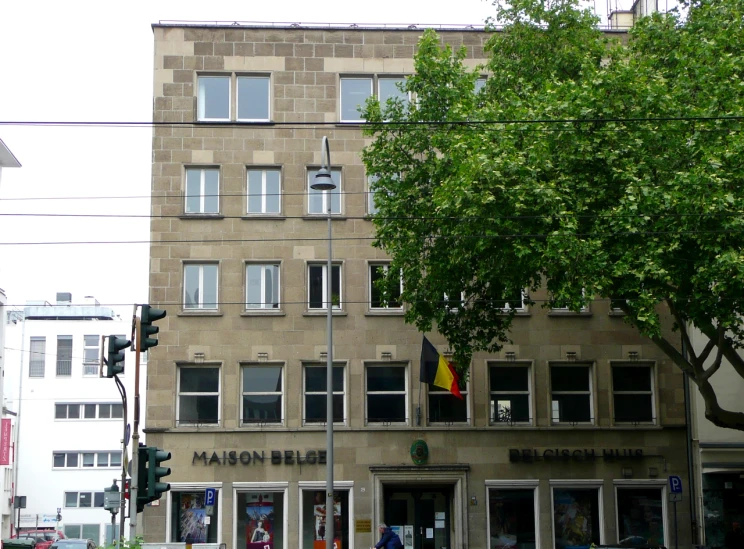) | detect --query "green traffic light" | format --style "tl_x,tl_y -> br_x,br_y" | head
147,447 -> 172,499
106,336 -> 131,378
140,305 -> 167,351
